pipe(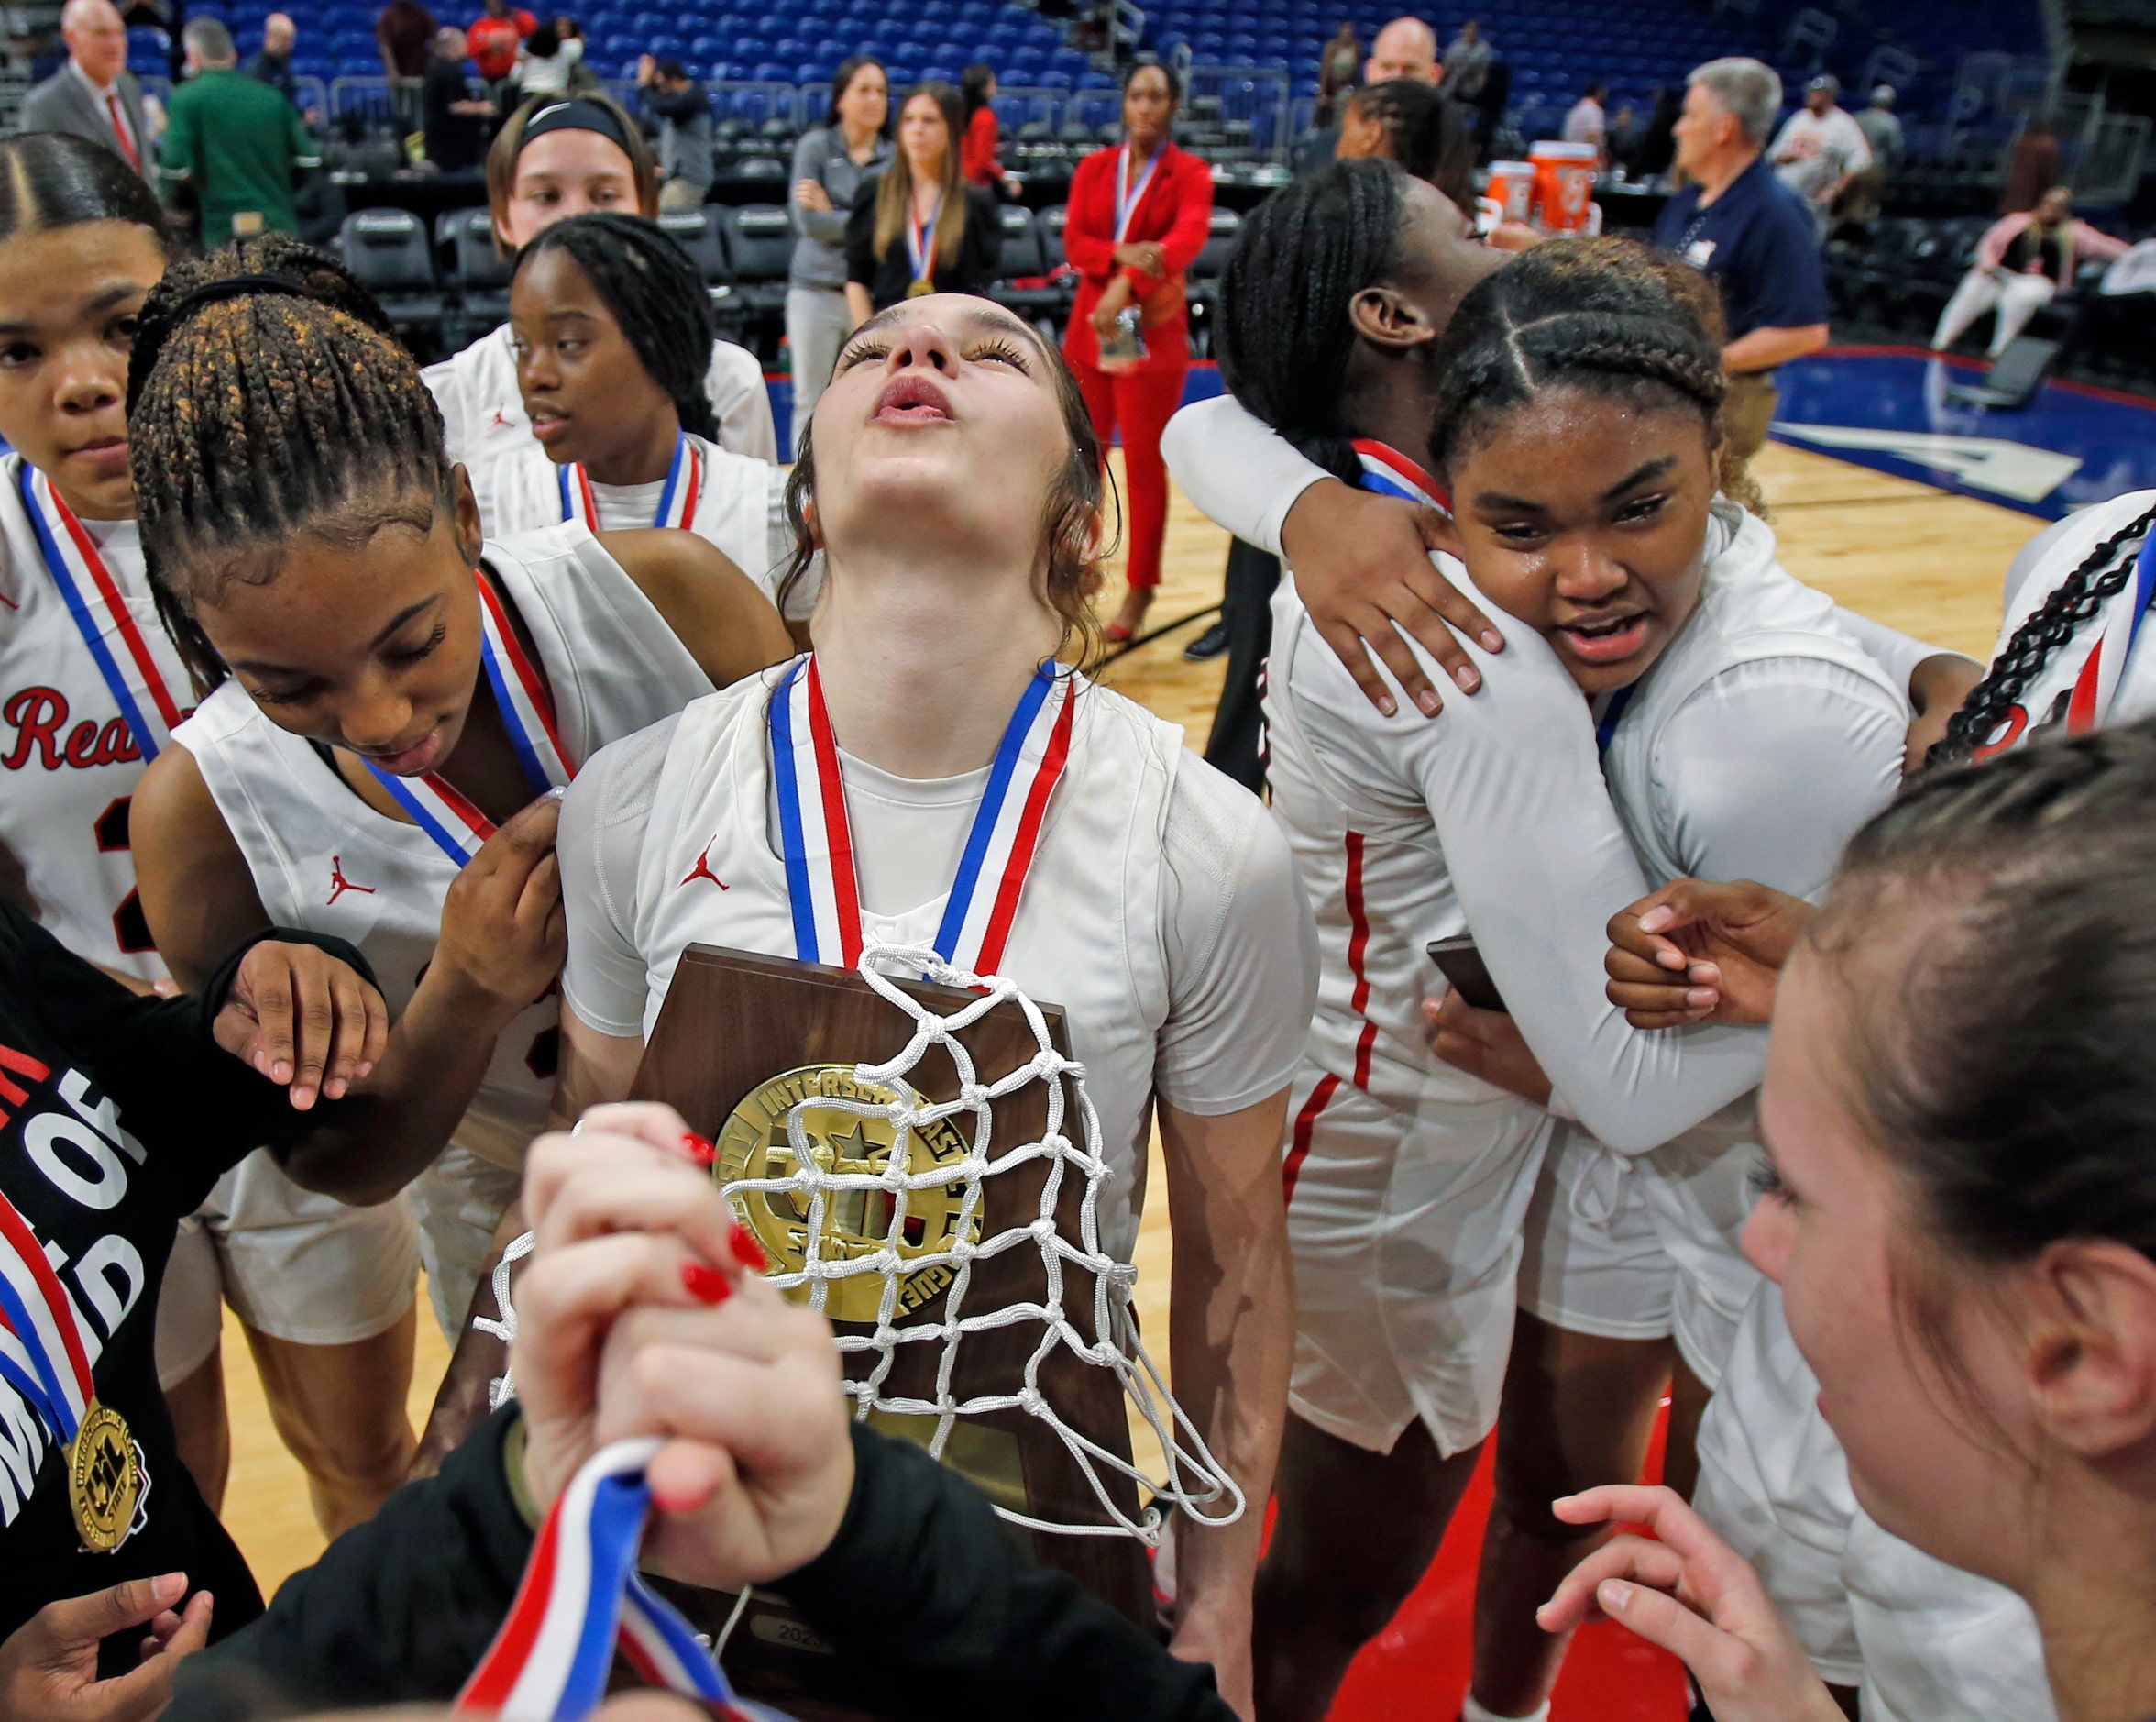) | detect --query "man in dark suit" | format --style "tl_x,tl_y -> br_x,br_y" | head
18,0 -> 155,181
